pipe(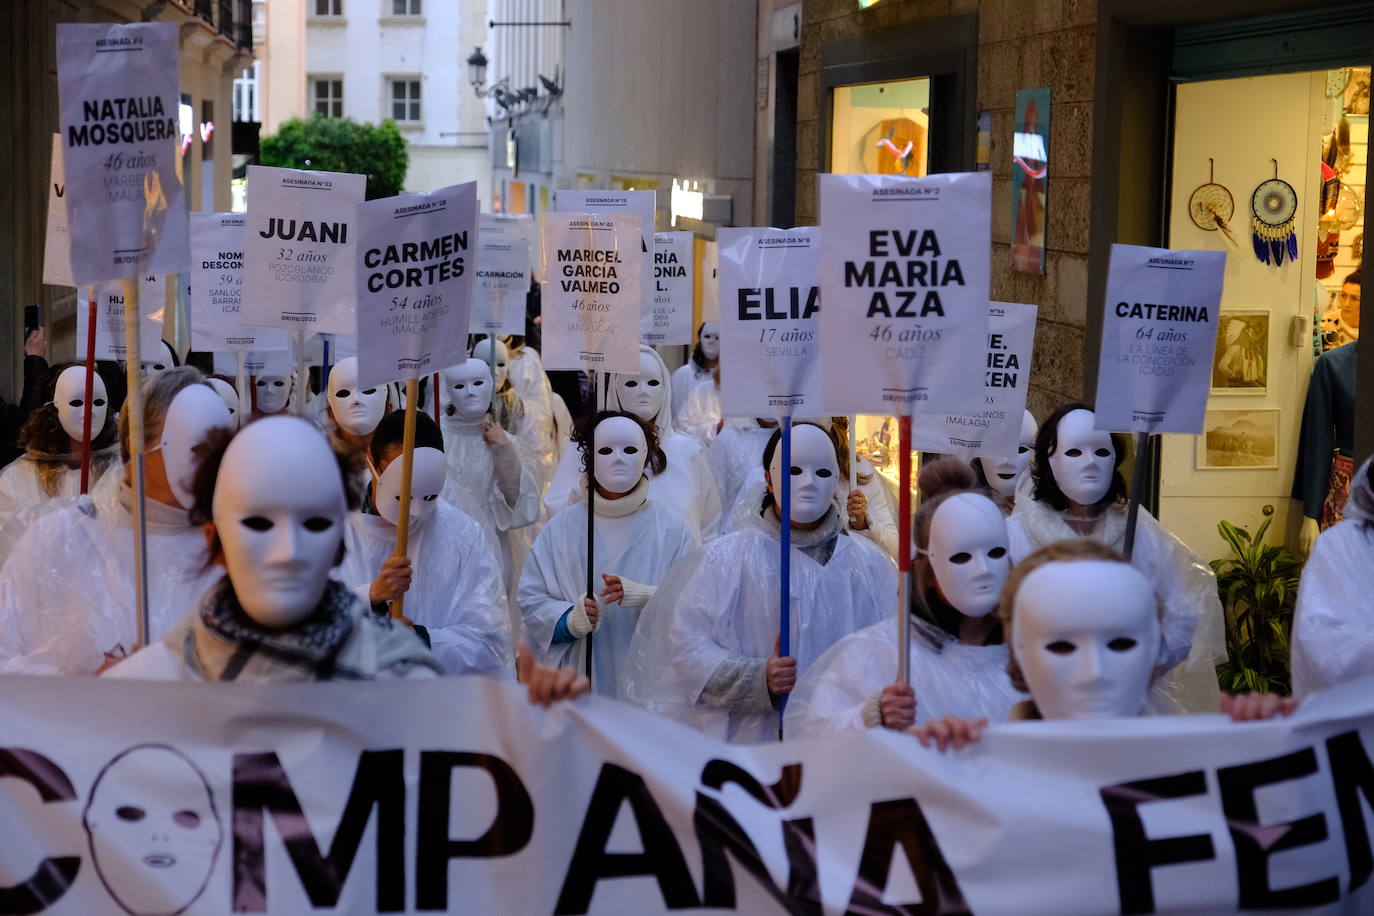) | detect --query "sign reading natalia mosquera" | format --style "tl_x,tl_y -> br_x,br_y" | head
1094,243 -> 1226,434
189,213 -> 290,354
470,213 -> 532,336
354,183 -> 478,389
57,22 -> 190,287
94,276 -> 165,361
646,231 -> 694,346
717,227 -> 825,419
818,172 -> 990,416
540,212 -> 643,373
241,165 -> 366,336
914,301 -> 1038,456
